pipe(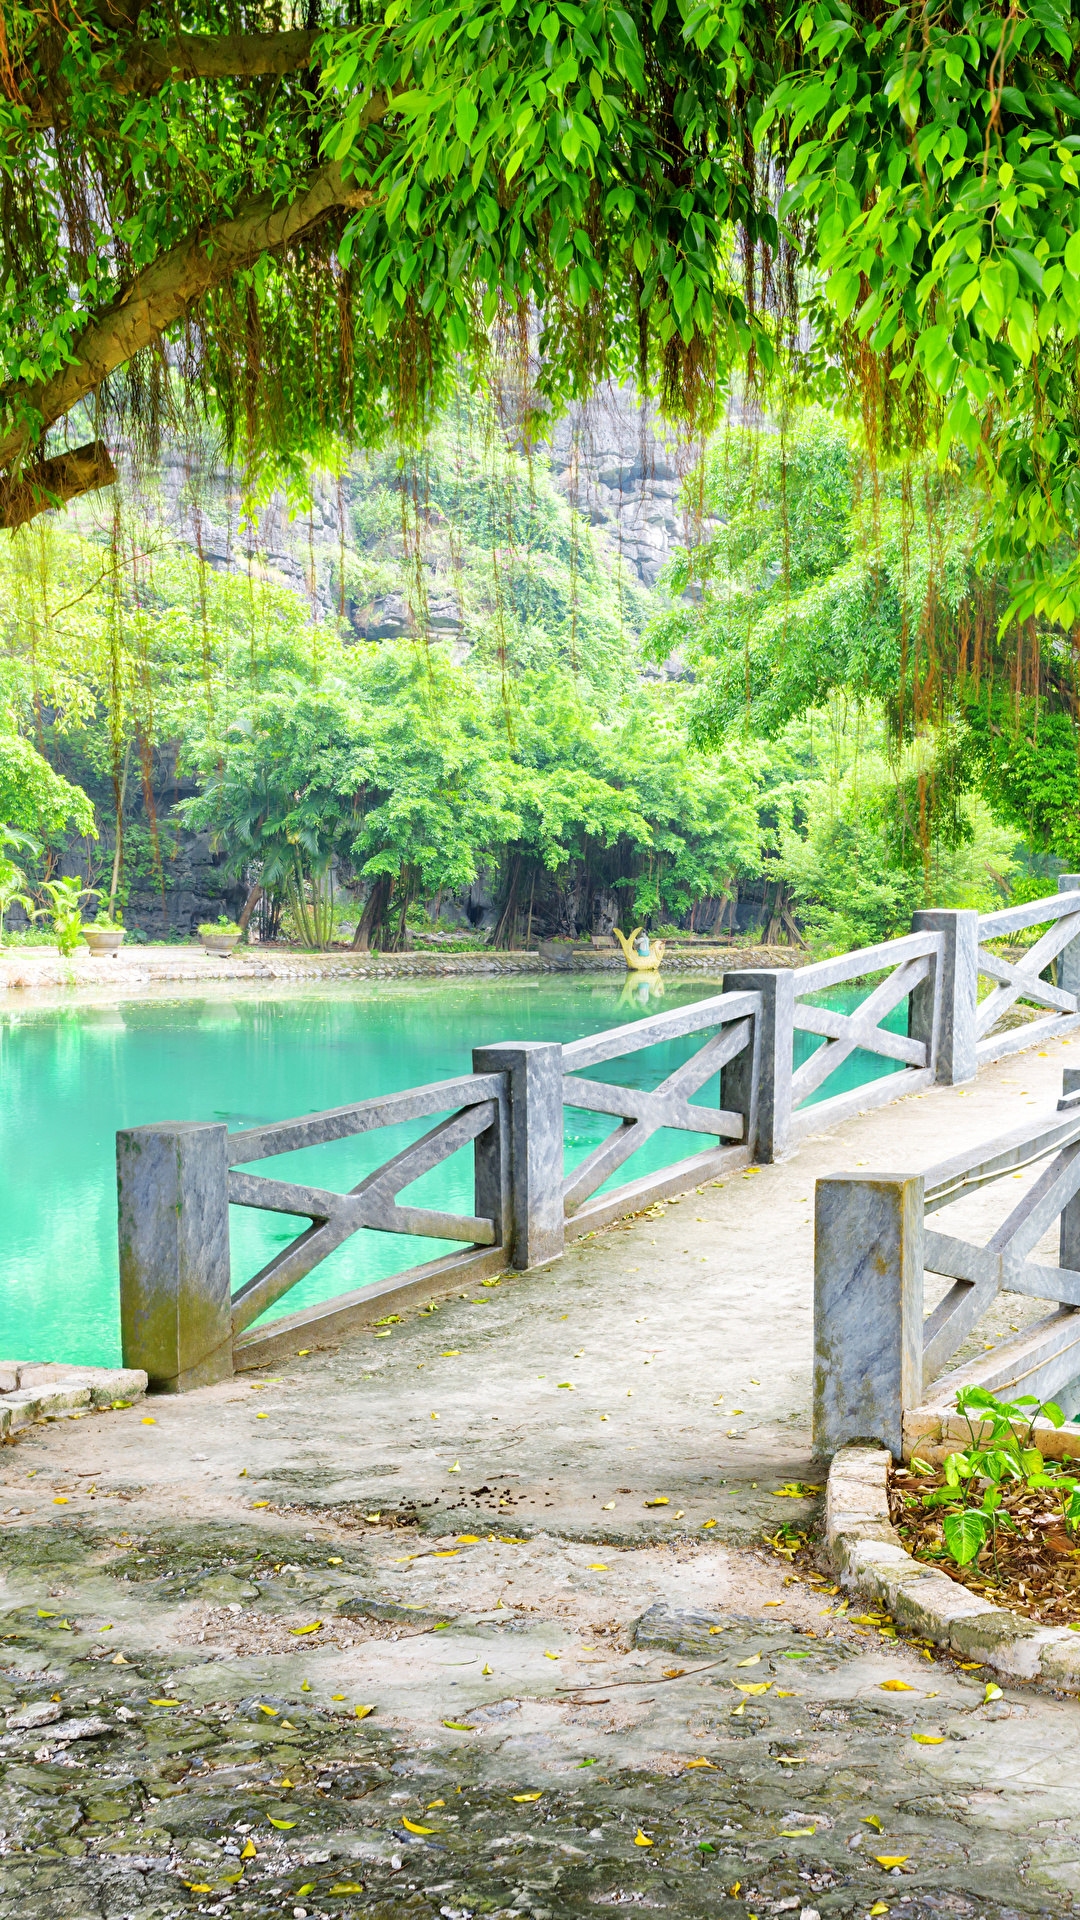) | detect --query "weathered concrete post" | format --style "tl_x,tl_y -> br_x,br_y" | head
1057,876 -> 1080,1001
117,1122 -> 233,1392
909,908 -> 978,1085
472,1075 -> 512,1260
721,968 -> 794,1162
813,1172 -> 924,1458
1060,1067 -> 1080,1275
472,1042 -> 565,1268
